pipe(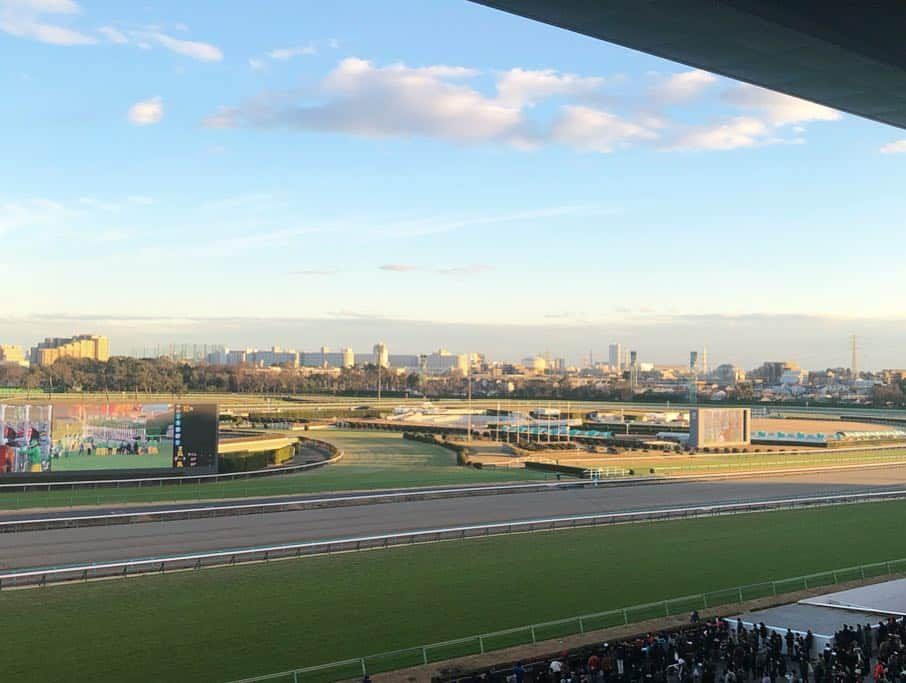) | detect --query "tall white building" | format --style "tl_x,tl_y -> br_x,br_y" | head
373,342 -> 389,369
608,343 -> 622,372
